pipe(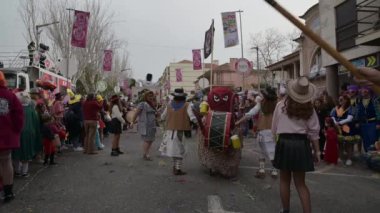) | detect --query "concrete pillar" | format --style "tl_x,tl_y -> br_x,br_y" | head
326,65 -> 339,100
293,62 -> 298,79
